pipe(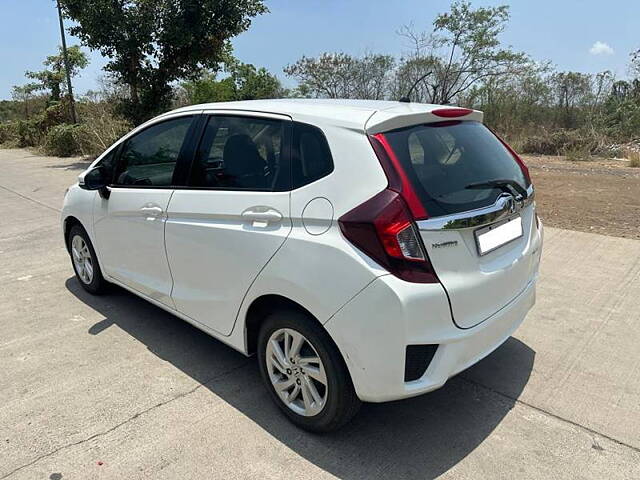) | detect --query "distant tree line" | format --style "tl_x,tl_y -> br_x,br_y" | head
1,1 -> 639,162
